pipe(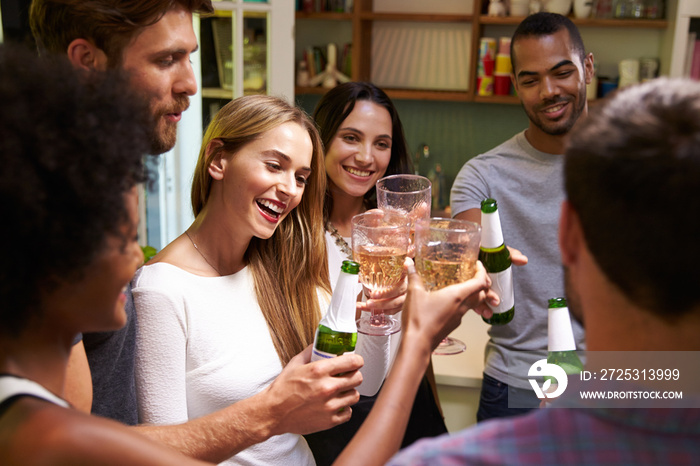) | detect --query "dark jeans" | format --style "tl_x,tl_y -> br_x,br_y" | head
476,372 -> 540,422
